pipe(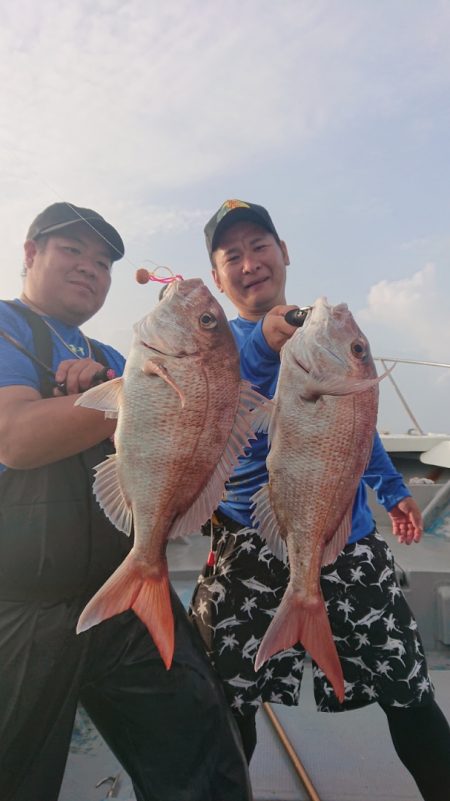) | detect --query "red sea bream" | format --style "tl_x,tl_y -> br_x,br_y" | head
75,278 -> 265,668
252,297 -> 382,701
